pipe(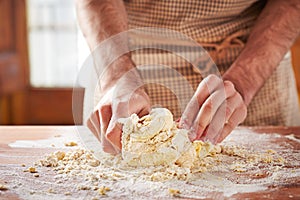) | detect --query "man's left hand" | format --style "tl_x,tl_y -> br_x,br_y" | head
179,74 -> 247,143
